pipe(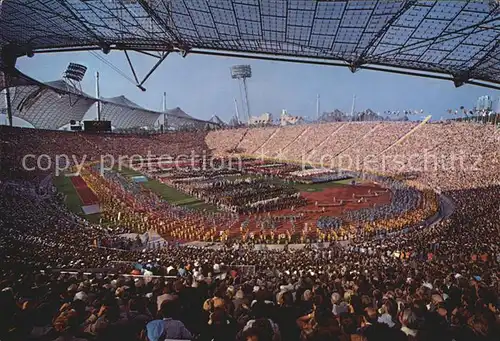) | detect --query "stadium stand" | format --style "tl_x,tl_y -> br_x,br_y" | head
204,128 -> 248,154
1,121 -> 499,341
1,0 -> 500,340
207,122 -> 500,190
260,125 -> 308,158
238,127 -> 278,155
